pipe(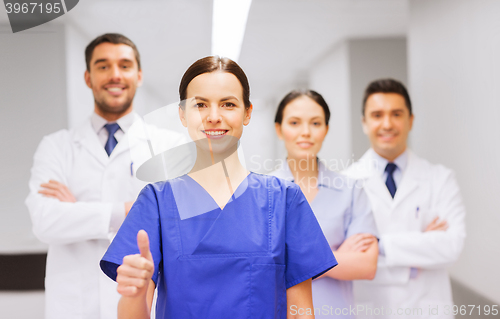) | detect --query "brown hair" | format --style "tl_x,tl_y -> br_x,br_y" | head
274,90 -> 331,126
362,78 -> 412,116
85,33 -> 141,71
179,56 -> 251,109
